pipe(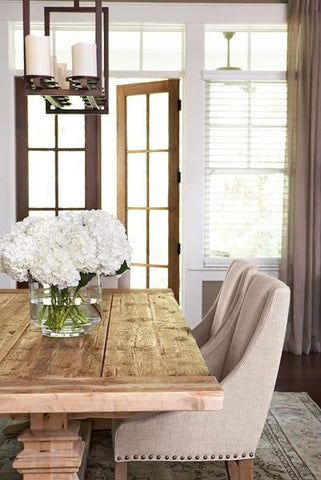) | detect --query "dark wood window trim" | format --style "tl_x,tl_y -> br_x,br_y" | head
15,76 -> 101,222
